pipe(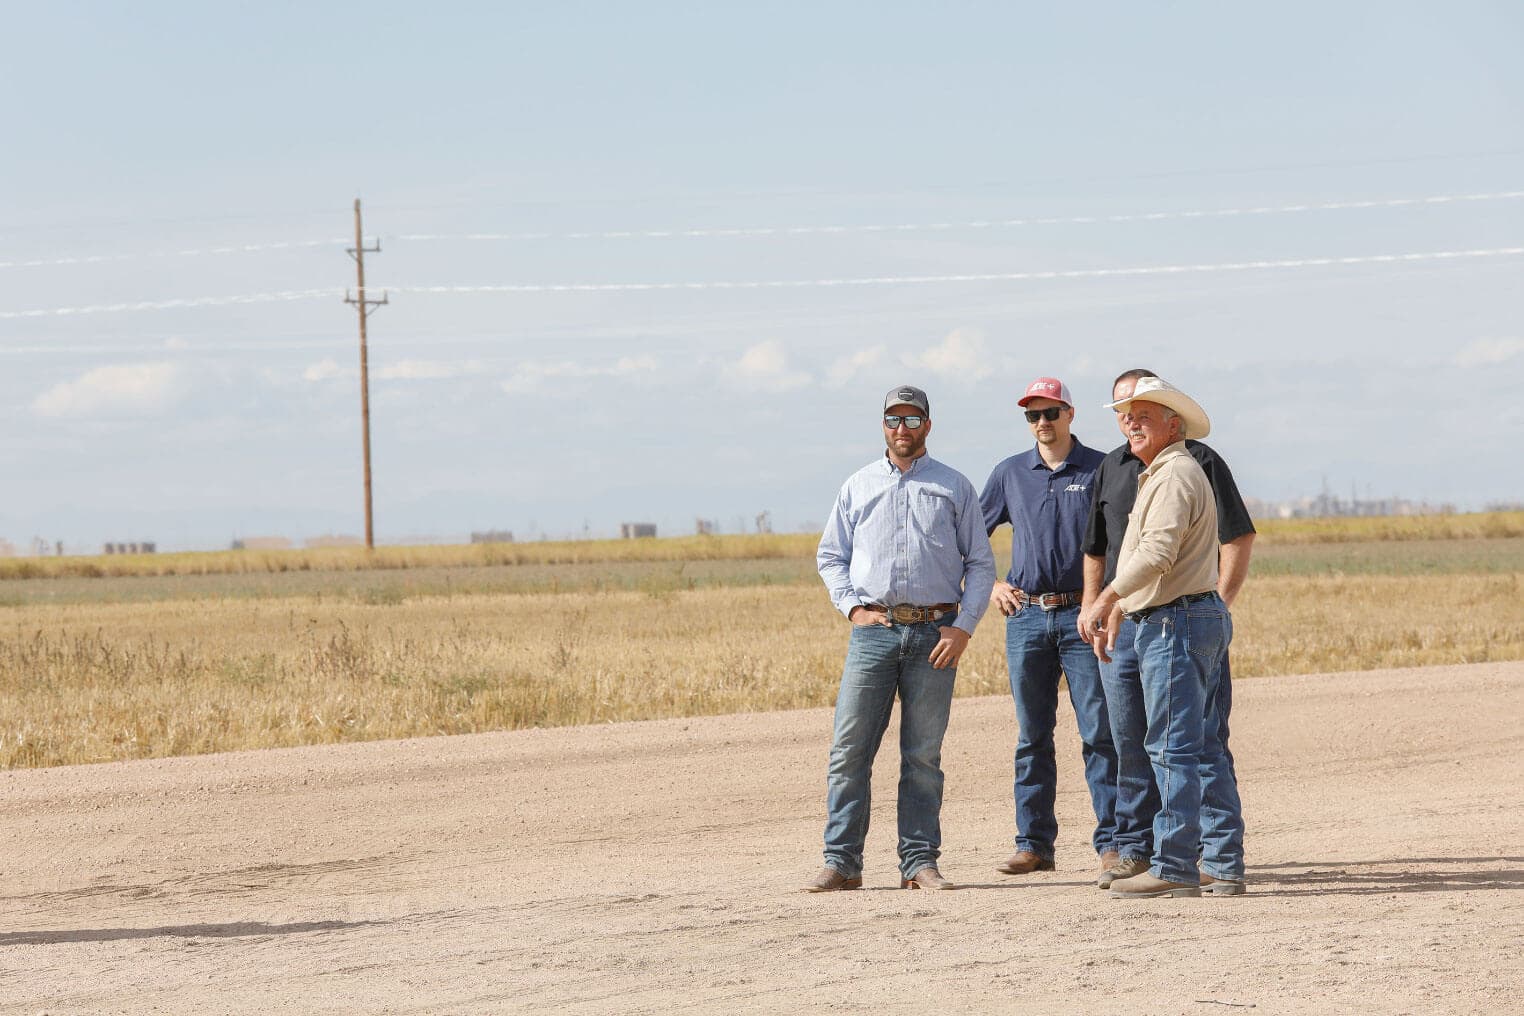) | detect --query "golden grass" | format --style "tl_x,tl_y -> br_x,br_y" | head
1252,511 -> 1524,544
2,569 -> 1519,769
5,512 -> 1521,582
0,533 -> 819,581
